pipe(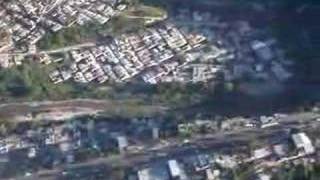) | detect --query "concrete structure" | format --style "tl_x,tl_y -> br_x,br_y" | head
292,132 -> 315,155
167,159 -> 188,180
117,135 -> 128,153
137,163 -> 170,180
